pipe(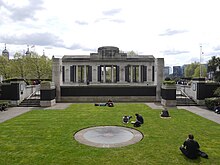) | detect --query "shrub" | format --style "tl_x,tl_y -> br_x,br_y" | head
163,80 -> 176,85
205,97 -> 220,110
214,87 -> 220,97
